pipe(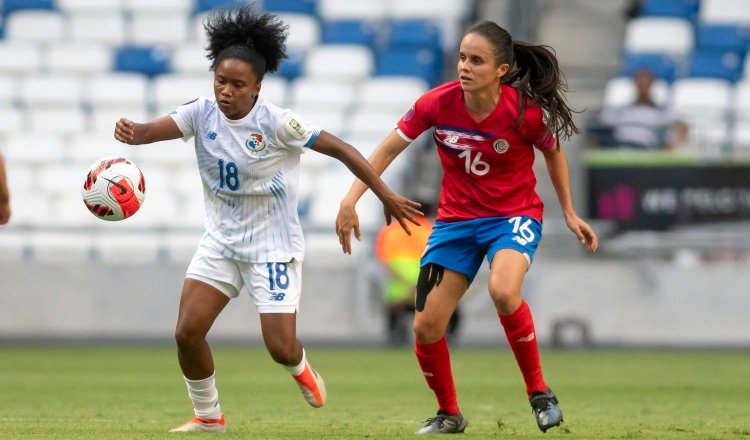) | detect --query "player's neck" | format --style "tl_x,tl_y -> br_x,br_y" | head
462,87 -> 501,122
